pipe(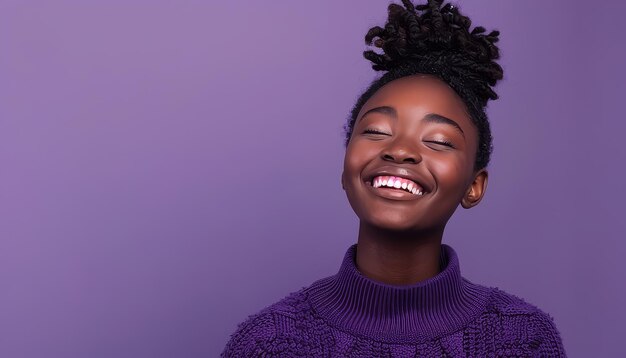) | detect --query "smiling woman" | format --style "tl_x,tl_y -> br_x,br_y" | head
221,0 -> 566,356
